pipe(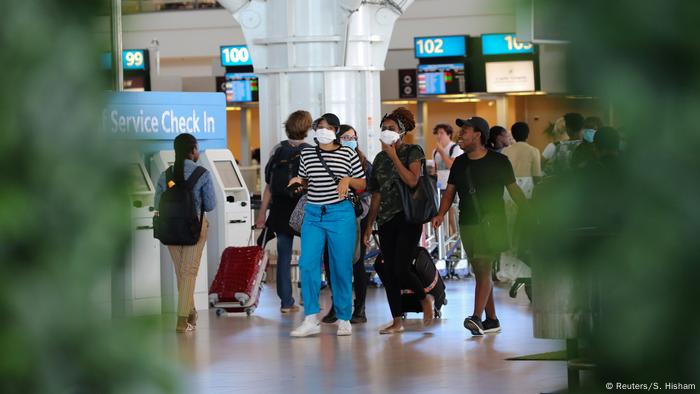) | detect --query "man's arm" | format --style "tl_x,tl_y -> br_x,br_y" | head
431,184 -> 456,228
